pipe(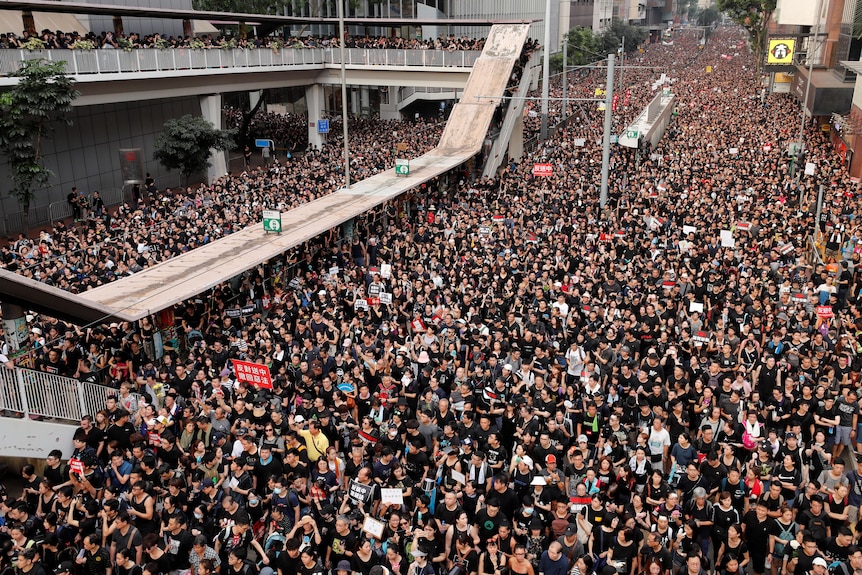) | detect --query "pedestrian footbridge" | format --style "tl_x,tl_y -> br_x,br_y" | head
0,47 -> 481,106
0,22 -> 532,326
